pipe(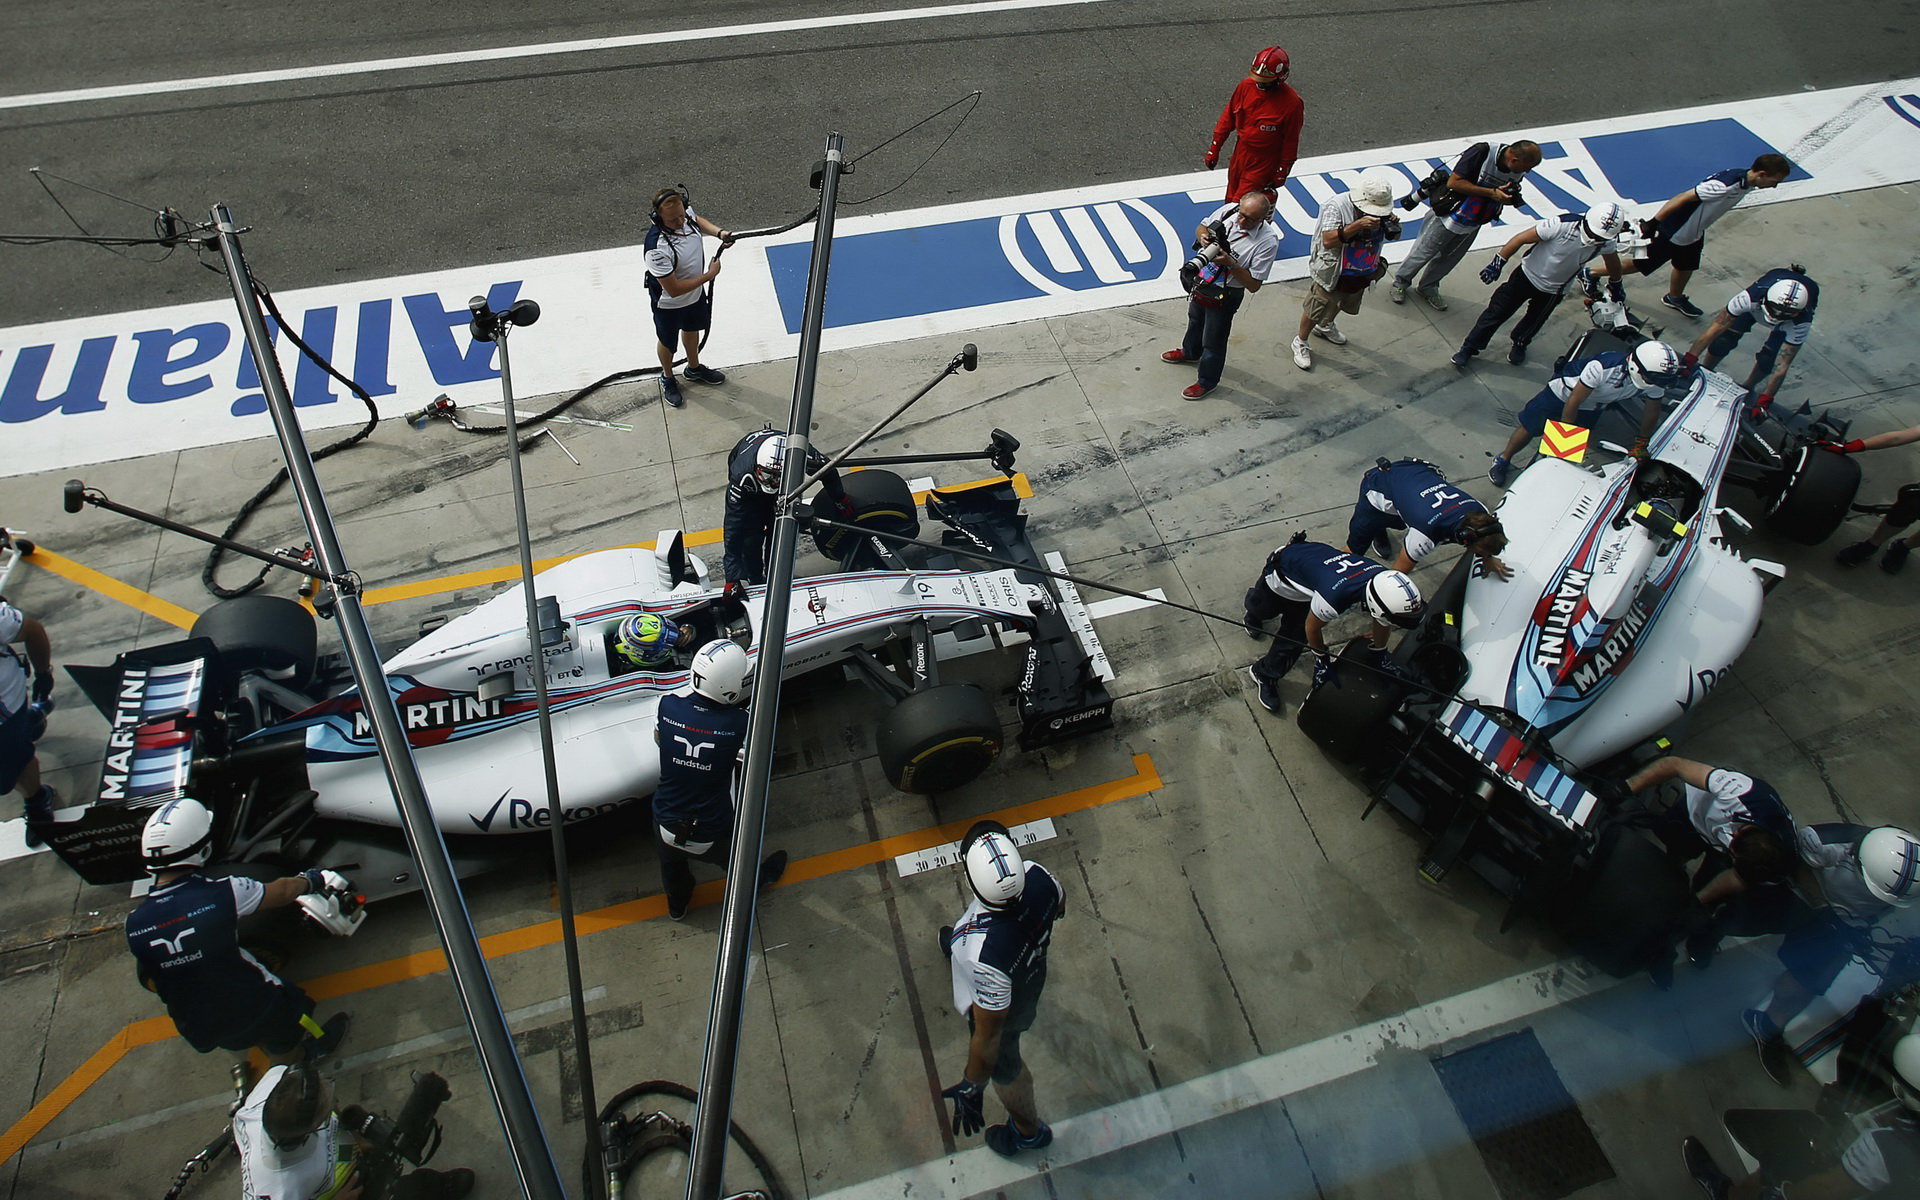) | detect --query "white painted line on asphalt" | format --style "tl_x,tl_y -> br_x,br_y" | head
1086,590 -> 1166,619
894,817 -> 1056,877
813,957 -> 1625,1200
0,0 -> 1124,111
